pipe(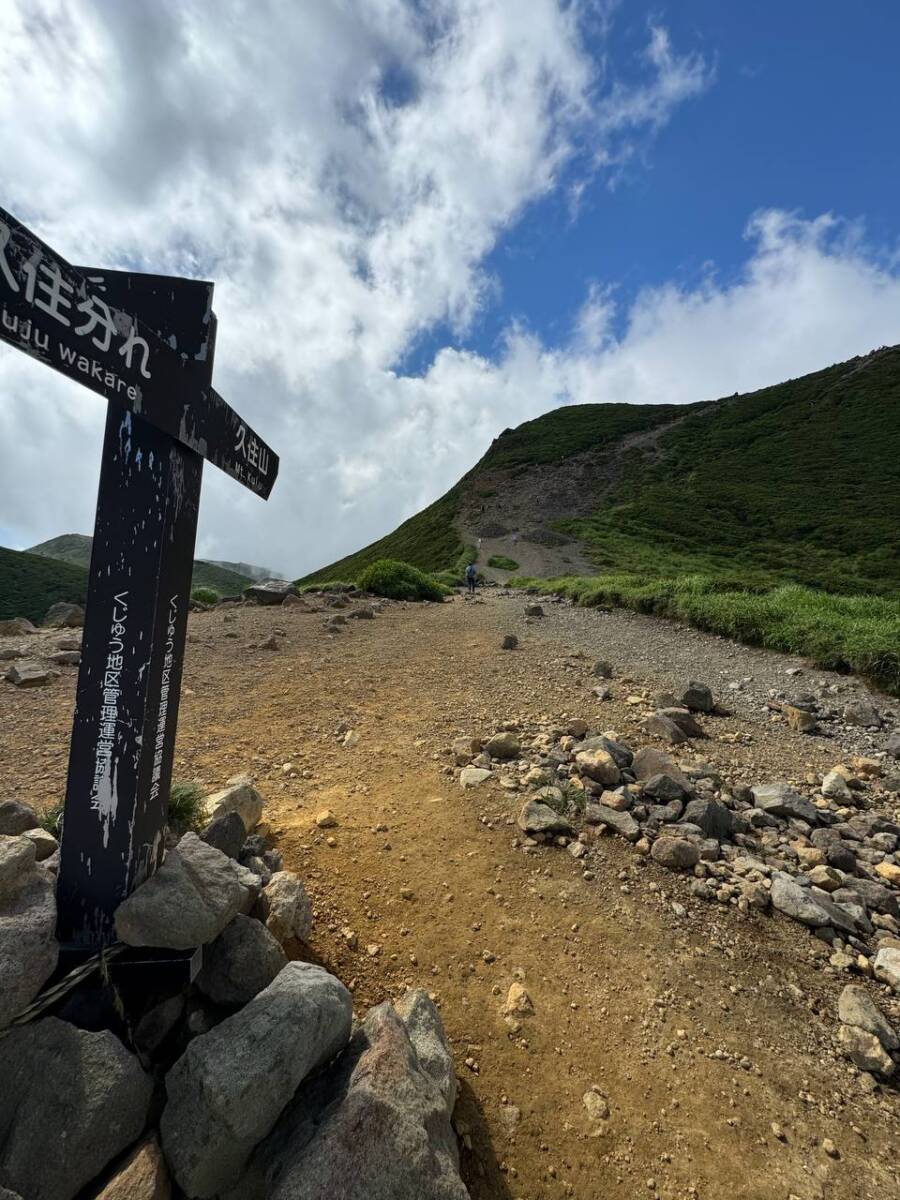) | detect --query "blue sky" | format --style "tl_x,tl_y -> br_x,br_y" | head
408,1 -> 900,370
2,1 -> 899,573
